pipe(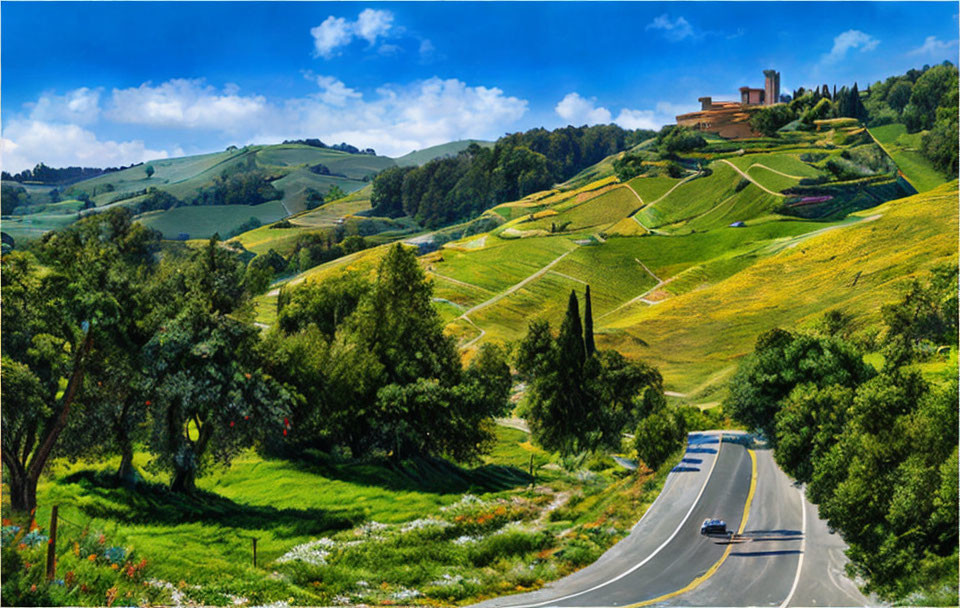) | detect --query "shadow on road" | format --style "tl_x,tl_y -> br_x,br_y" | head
671,466 -> 701,473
